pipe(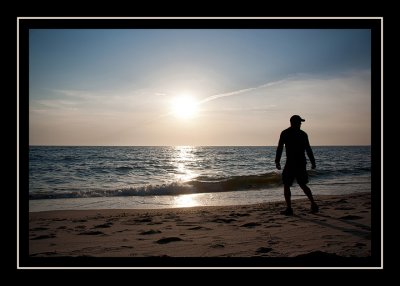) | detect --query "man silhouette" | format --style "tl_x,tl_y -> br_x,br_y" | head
275,115 -> 319,215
